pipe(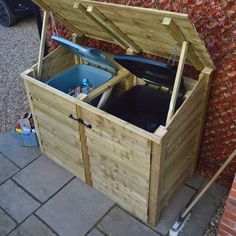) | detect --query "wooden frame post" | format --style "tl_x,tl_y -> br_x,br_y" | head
37,11 -> 49,80
190,67 -> 213,175
166,41 -> 189,125
148,128 -> 167,226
